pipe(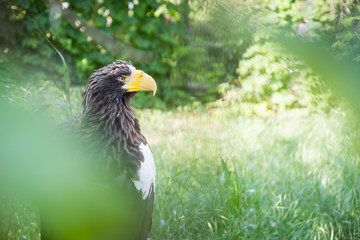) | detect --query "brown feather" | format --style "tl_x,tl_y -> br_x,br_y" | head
42,61 -> 153,240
